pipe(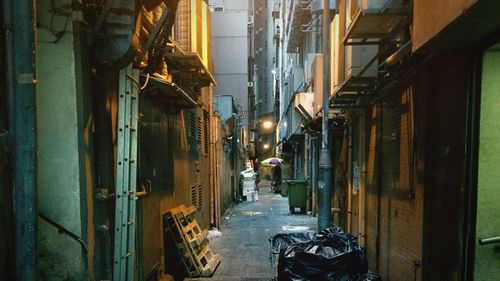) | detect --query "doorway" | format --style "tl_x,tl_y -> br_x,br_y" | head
468,43 -> 500,280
